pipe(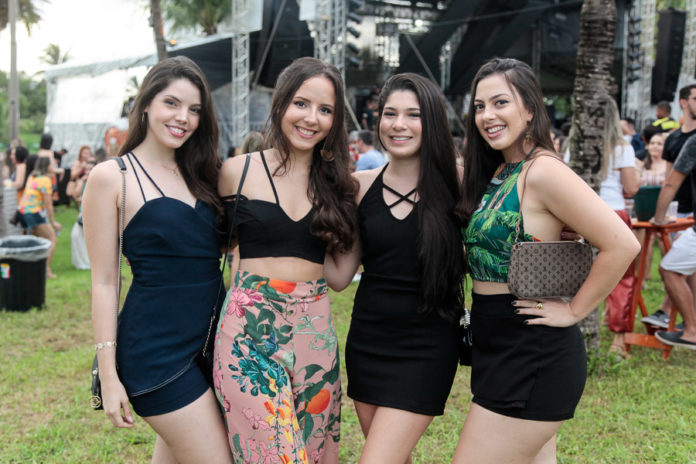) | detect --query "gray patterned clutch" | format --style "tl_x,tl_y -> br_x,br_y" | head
508,240 -> 593,299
